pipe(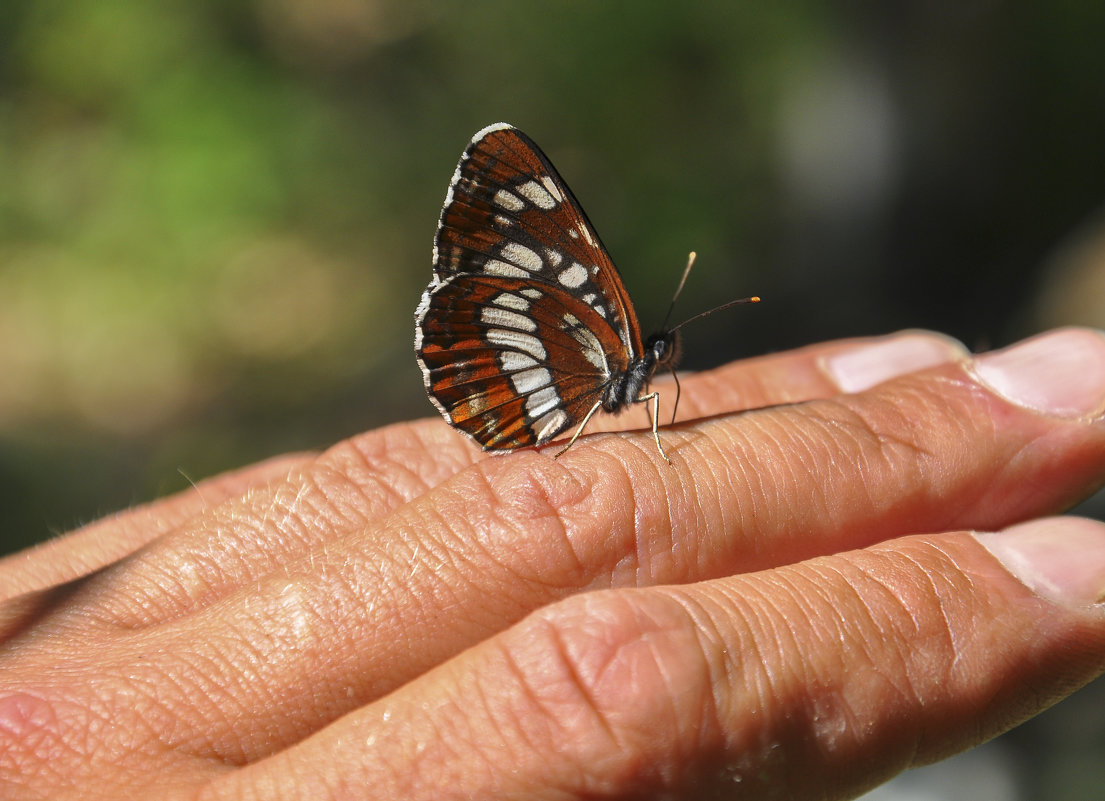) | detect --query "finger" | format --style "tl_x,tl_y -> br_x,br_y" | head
204,517 -> 1105,801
